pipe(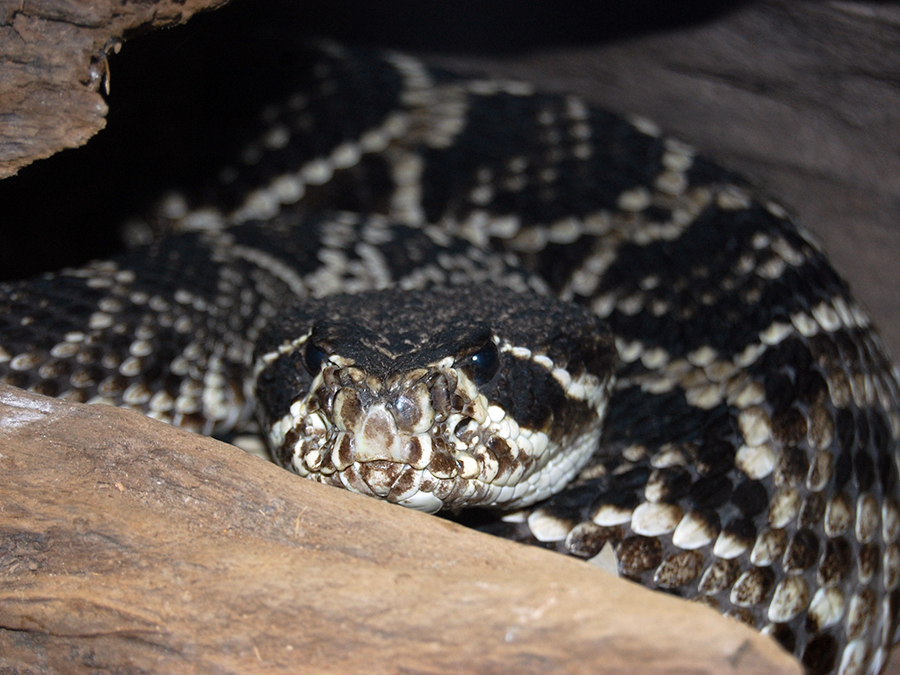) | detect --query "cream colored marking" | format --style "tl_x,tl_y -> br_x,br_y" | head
616,187 -> 651,212
736,442 -> 776,480
713,530 -> 749,559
